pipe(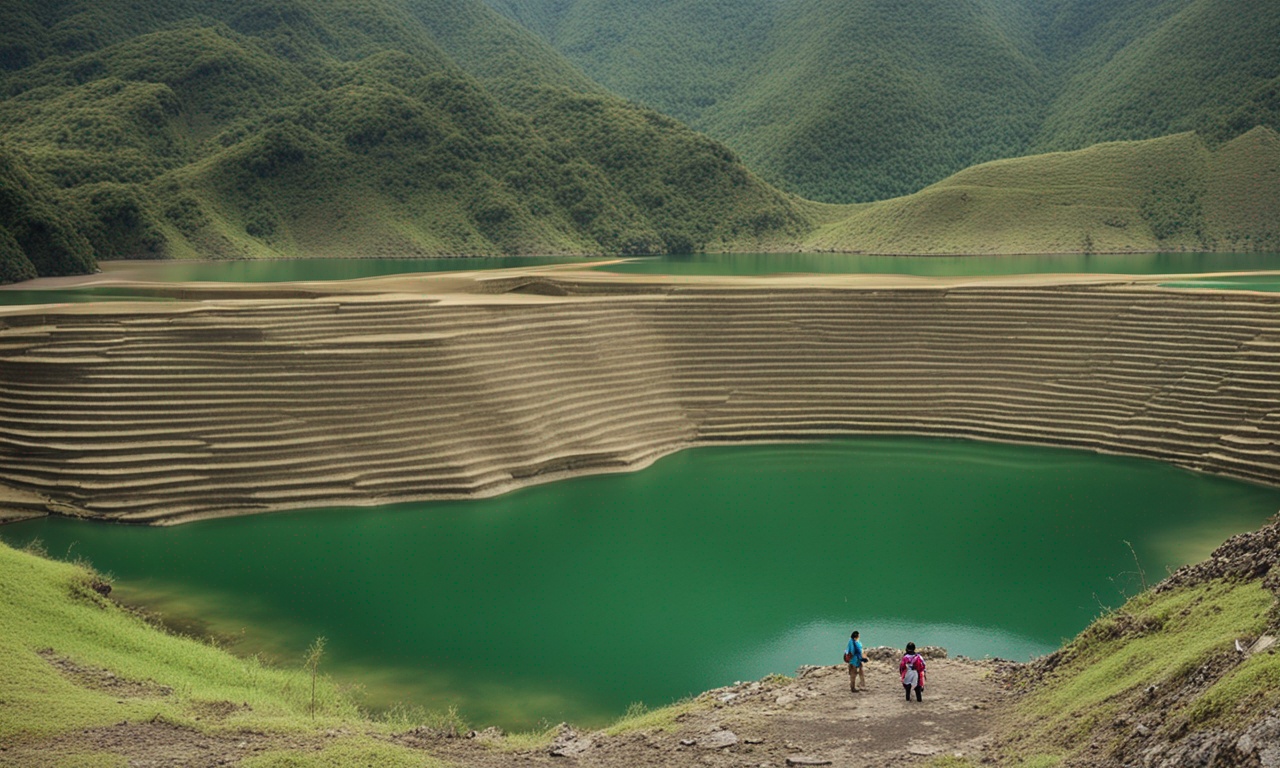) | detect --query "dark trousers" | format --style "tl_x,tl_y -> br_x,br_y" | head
904,684 -> 922,701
